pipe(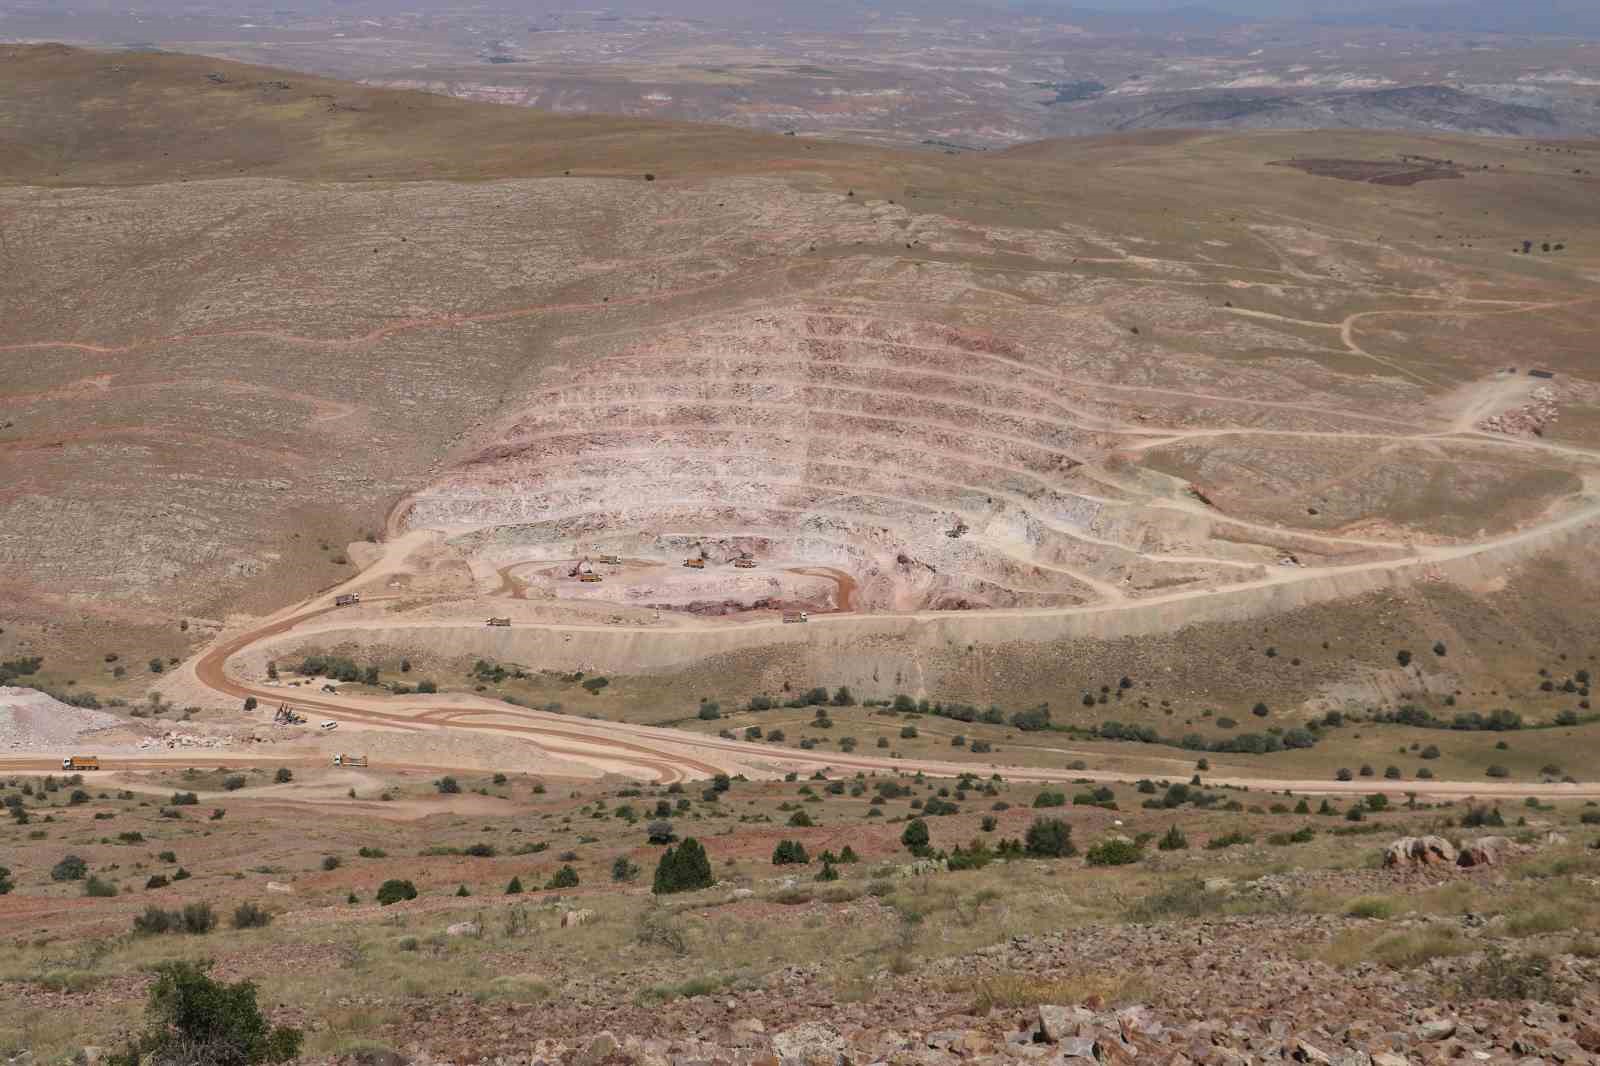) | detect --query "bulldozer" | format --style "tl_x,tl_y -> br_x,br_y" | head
733,556 -> 756,569
682,557 -> 706,569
